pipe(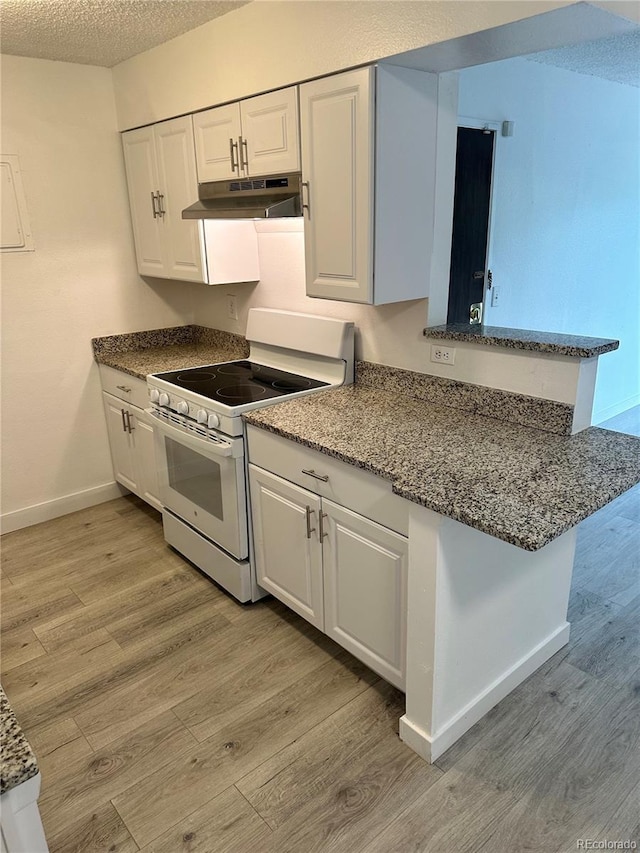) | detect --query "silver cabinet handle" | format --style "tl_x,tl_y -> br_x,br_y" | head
150,191 -> 159,218
305,506 -> 316,539
116,385 -> 131,394
301,181 -> 310,218
302,468 -> 329,482
121,408 -> 128,433
125,411 -> 134,433
156,192 -> 165,217
229,138 -> 239,173
239,136 -> 249,173
319,511 -> 328,540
